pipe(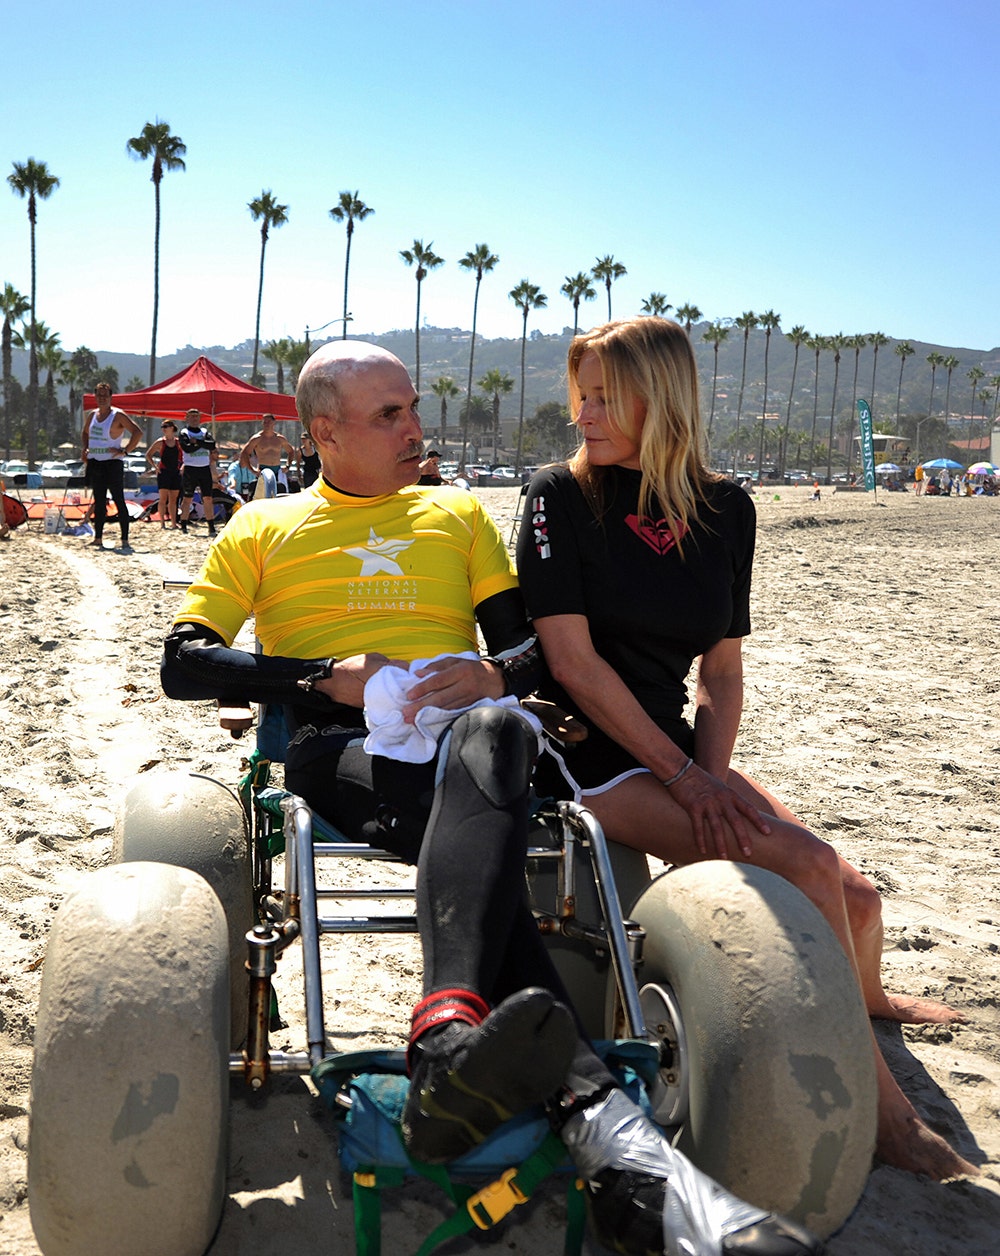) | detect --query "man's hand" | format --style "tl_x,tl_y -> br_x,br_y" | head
401,656 -> 505,722
314,653 -> 399,708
